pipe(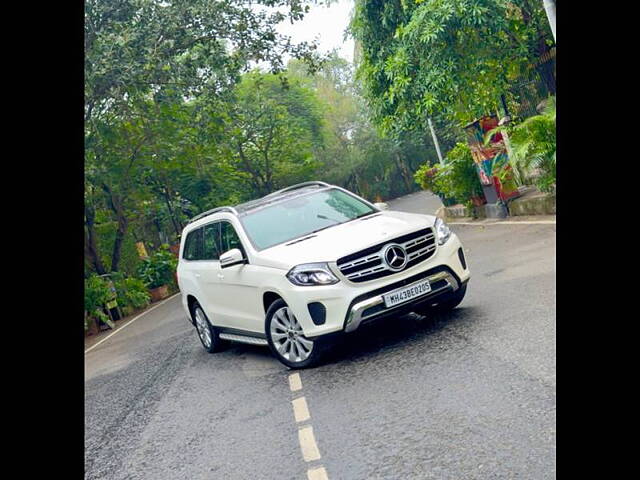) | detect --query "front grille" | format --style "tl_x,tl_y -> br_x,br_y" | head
336,228 -> 436,283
